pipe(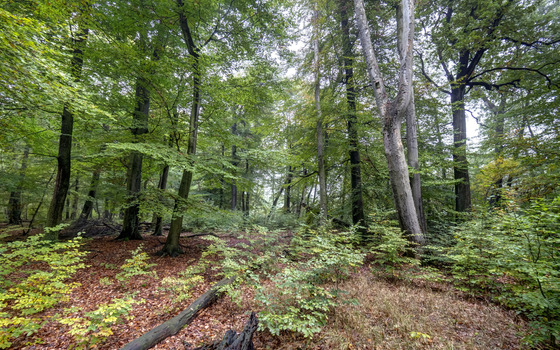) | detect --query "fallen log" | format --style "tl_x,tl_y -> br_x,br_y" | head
193,312 -> 258,350
121,277 -> 235,350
